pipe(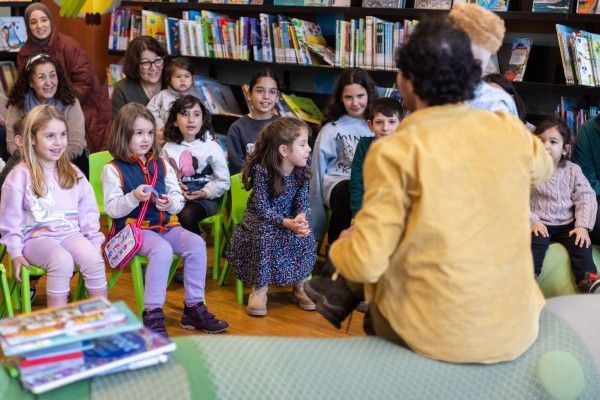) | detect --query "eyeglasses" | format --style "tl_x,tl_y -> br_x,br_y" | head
139,57 -> 164,70
253,87 -> 279,97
